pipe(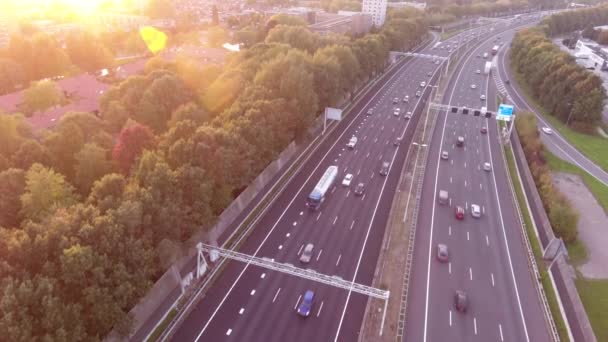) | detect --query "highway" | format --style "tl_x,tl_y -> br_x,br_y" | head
496,40 -> 608,186
404,15 -> 553,342
168,27 -> 492,342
